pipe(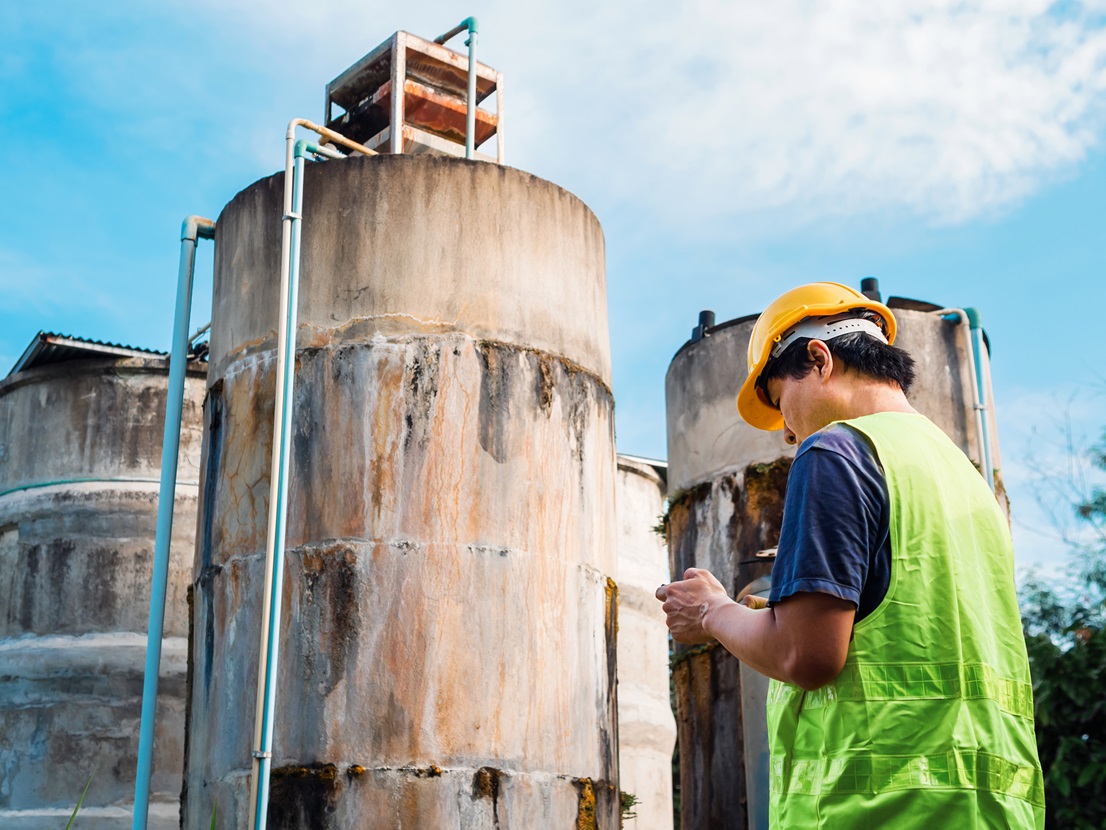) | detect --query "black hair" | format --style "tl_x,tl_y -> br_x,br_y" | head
758,331 -> 916,401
